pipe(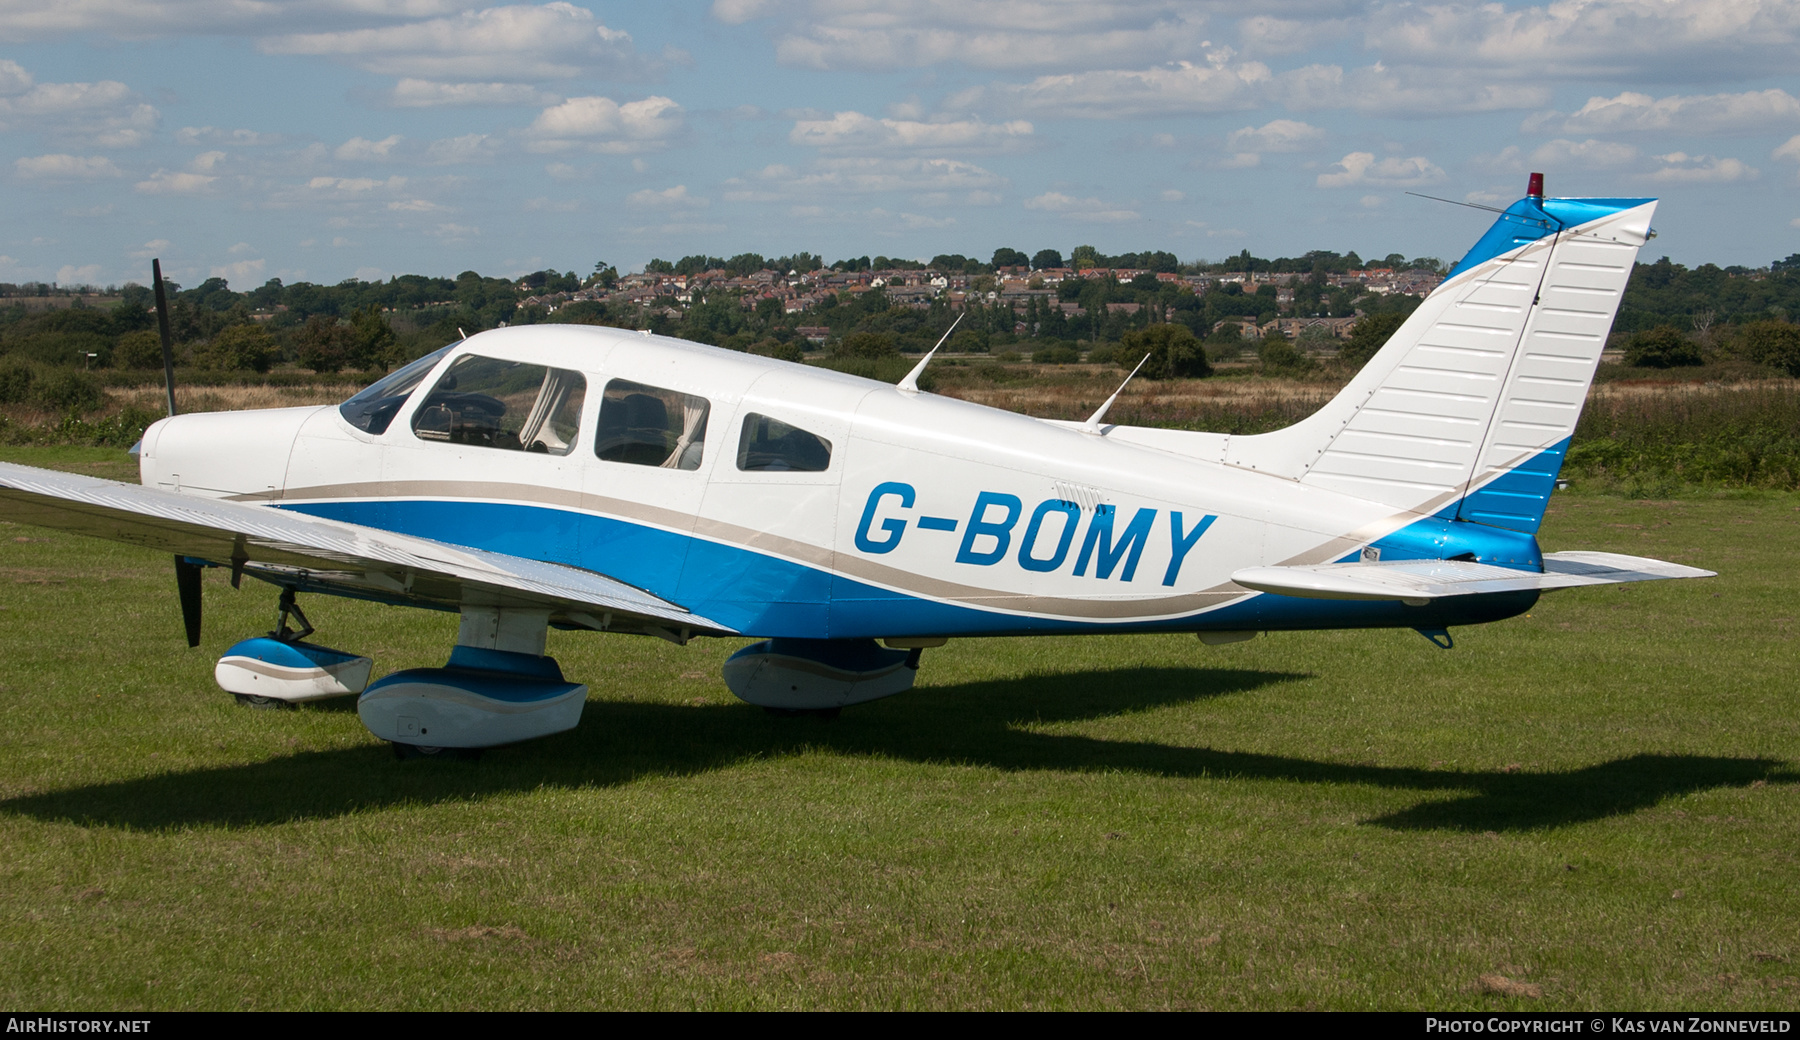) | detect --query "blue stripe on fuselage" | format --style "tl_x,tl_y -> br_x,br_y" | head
276,497 -> 1535,639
